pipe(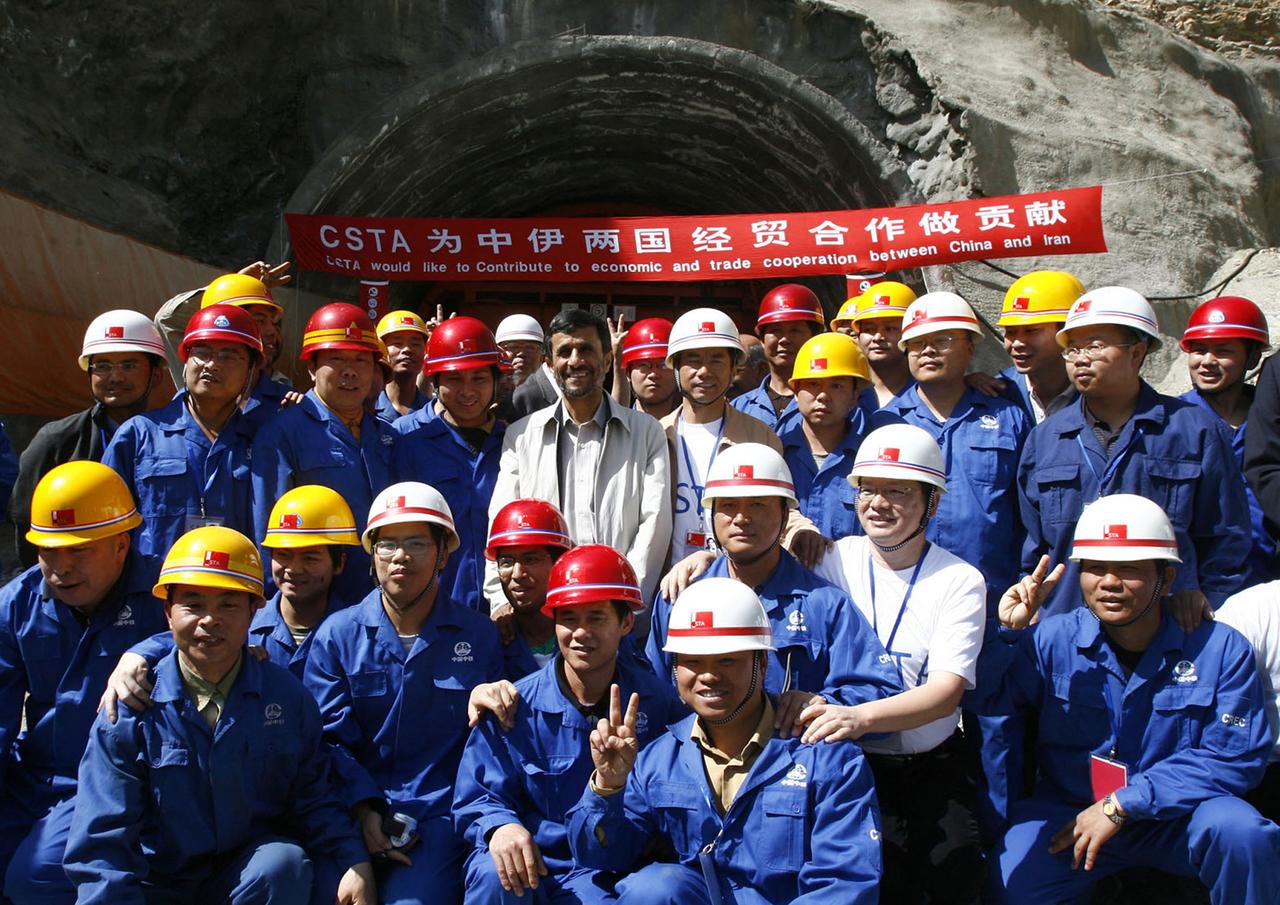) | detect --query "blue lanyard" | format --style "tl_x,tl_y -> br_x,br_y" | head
1101,681 -> 1123,760
868,543 -> 930,680
677,413 -> 726,518
1075,424 -> 1143,490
